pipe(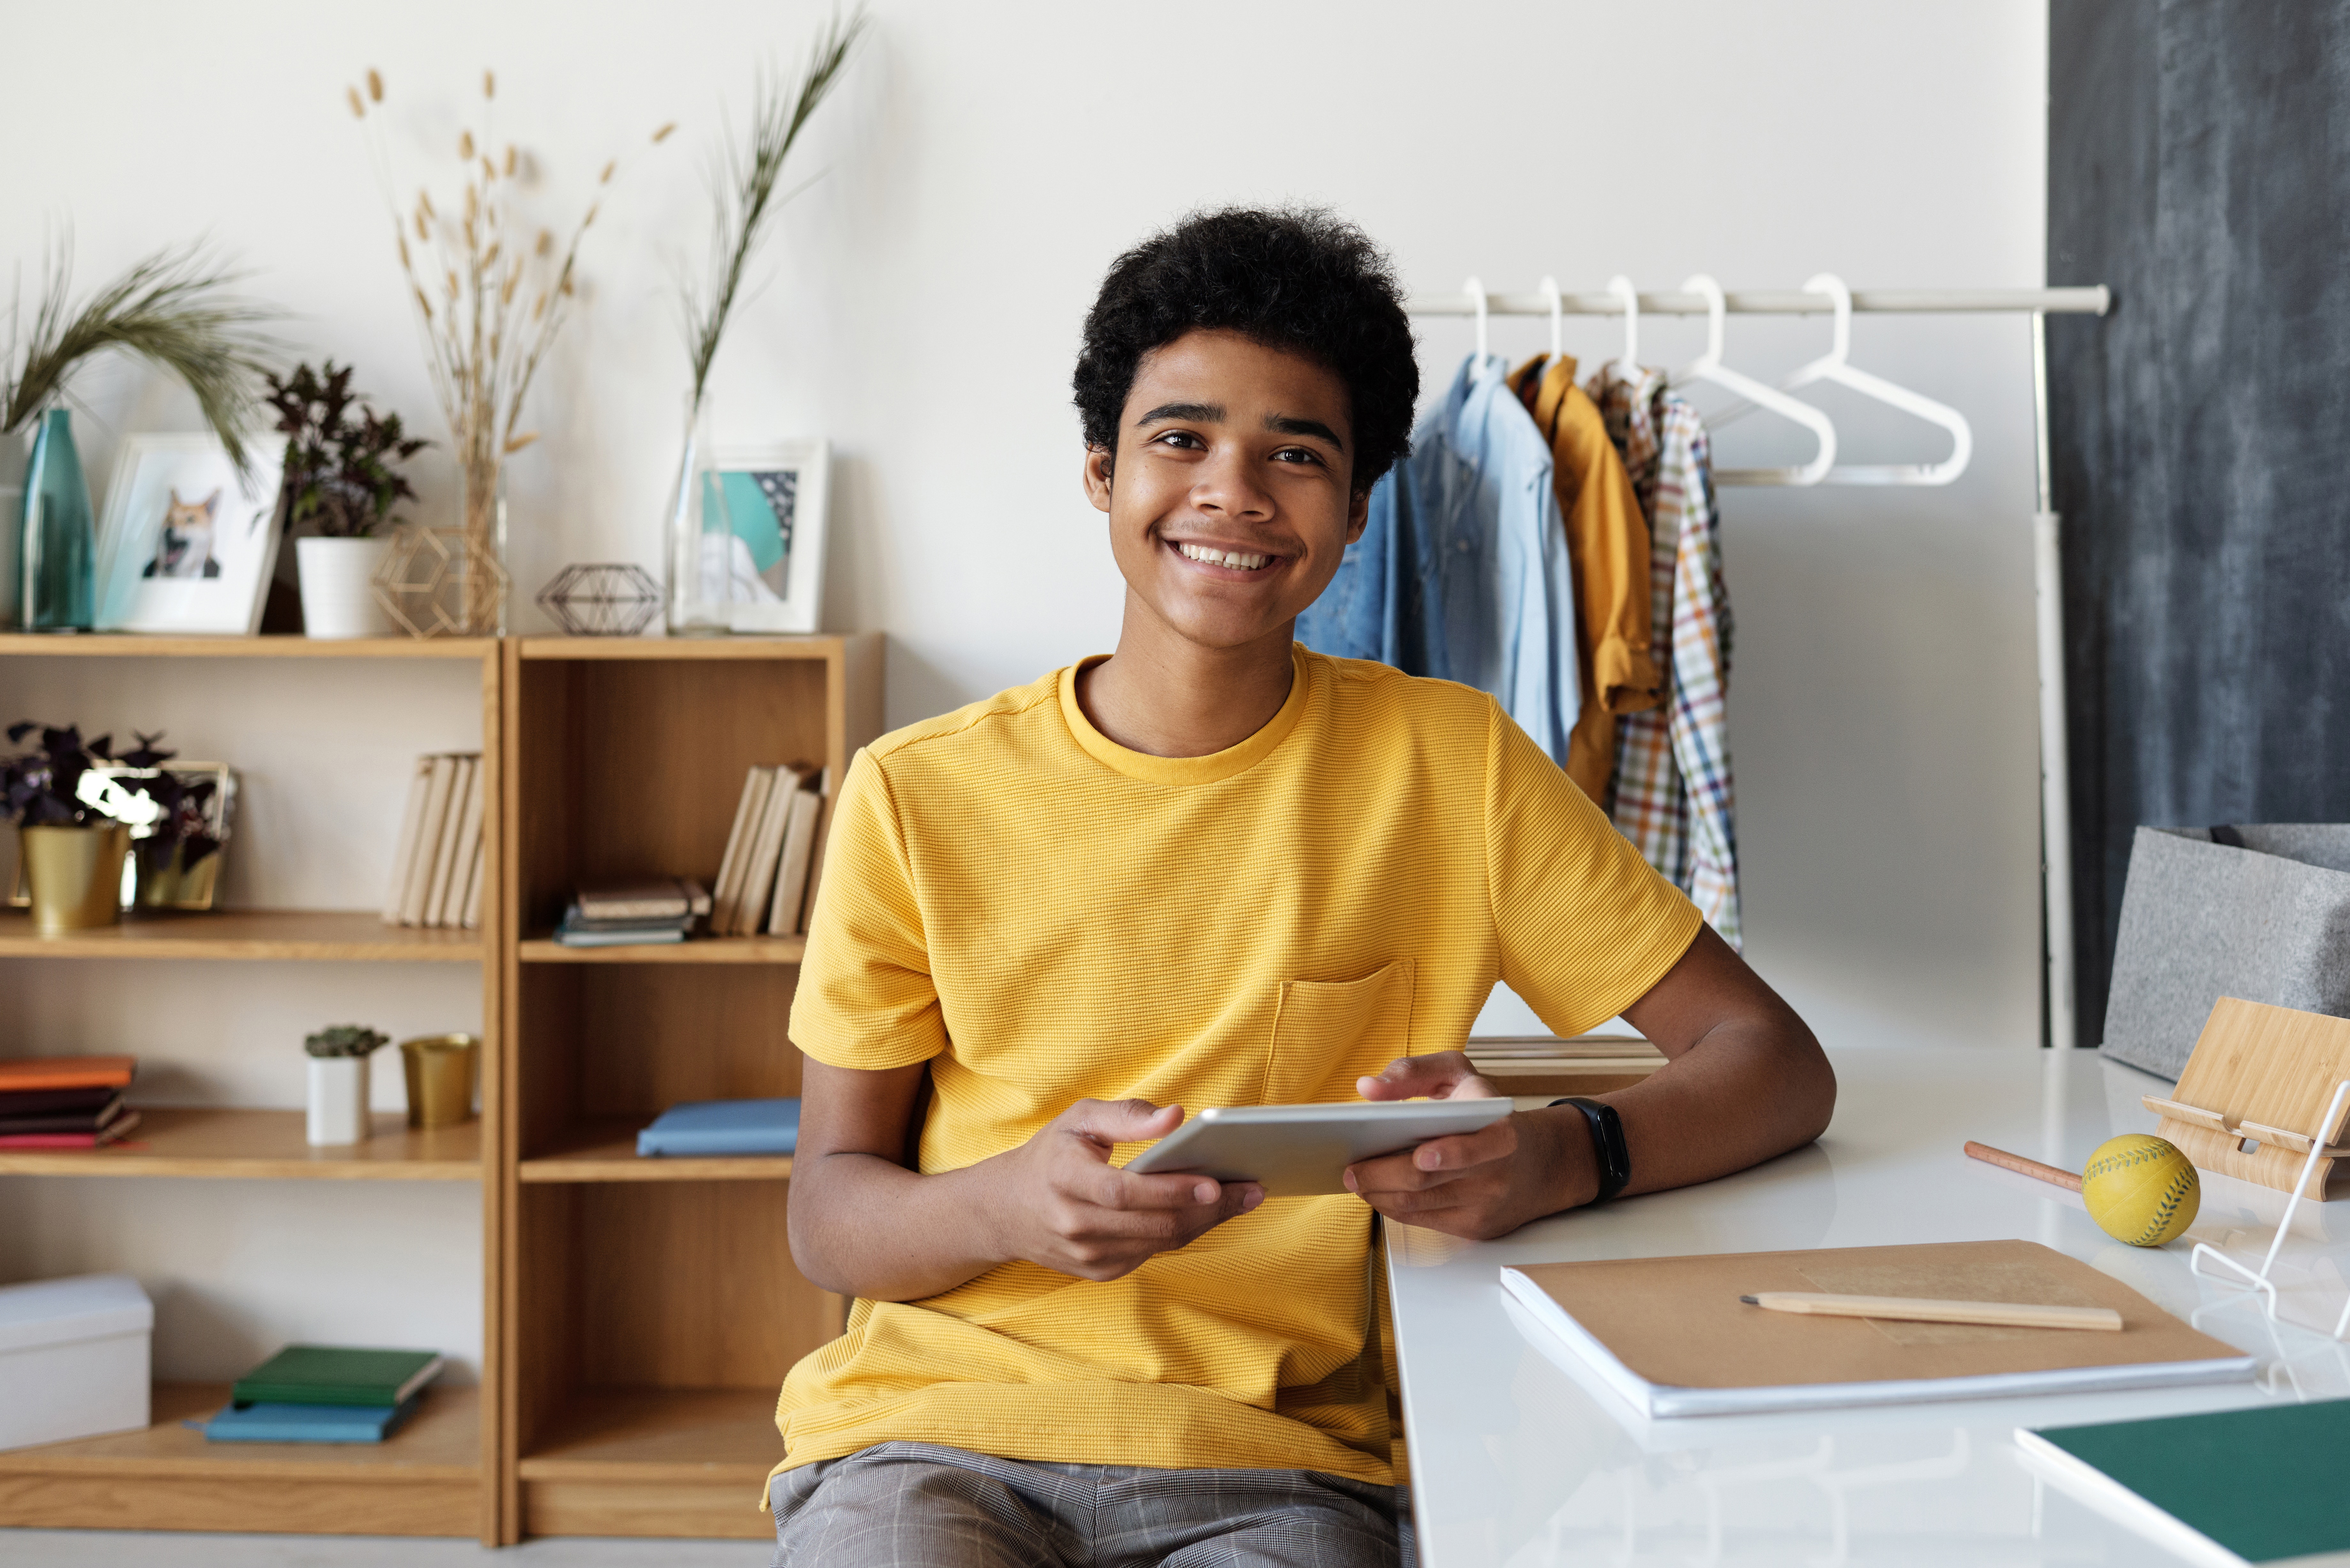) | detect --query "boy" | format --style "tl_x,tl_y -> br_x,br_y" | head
773,208 -> 1835,1567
